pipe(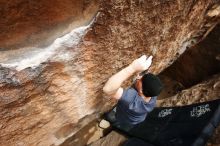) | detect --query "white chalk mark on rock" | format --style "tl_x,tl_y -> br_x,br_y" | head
0,20 -> 94,71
